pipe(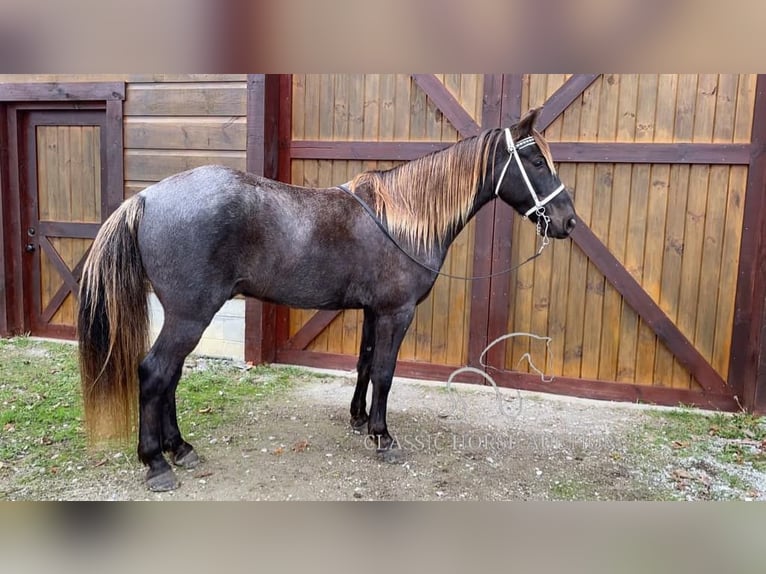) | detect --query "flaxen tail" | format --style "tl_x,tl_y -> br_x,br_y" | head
78,194 -> 148,442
